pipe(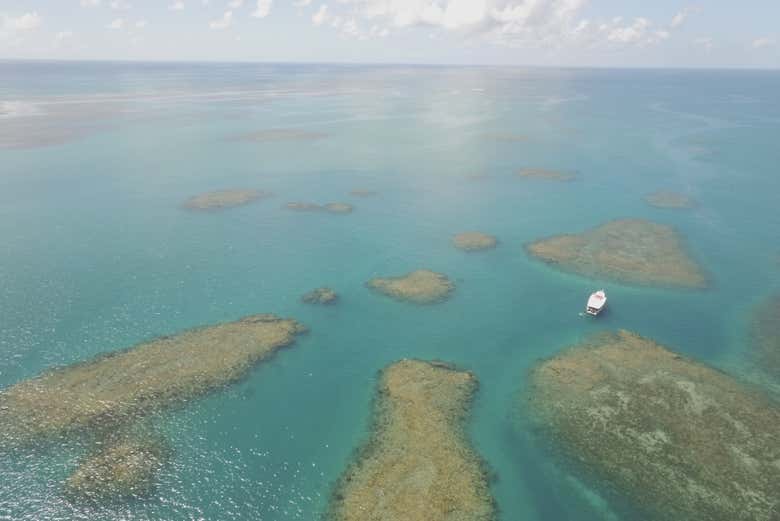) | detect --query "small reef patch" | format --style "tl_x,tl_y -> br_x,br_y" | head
750,294 -> 780,380
453,232 -> 498,251
349,190 -> 377,197
301,287 -> 338,305
525,219 -> 708,288
327,359 -> 496,521
644,191 -> 697,209
183,189 -> 269,211
517,168 -> 576,182
230,129 -> 327,142
0,314 -> 307,446
64,432 -> 170,502
367,270 -> 454,304
285,202 -> 354,214
528,330 -> 780,521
